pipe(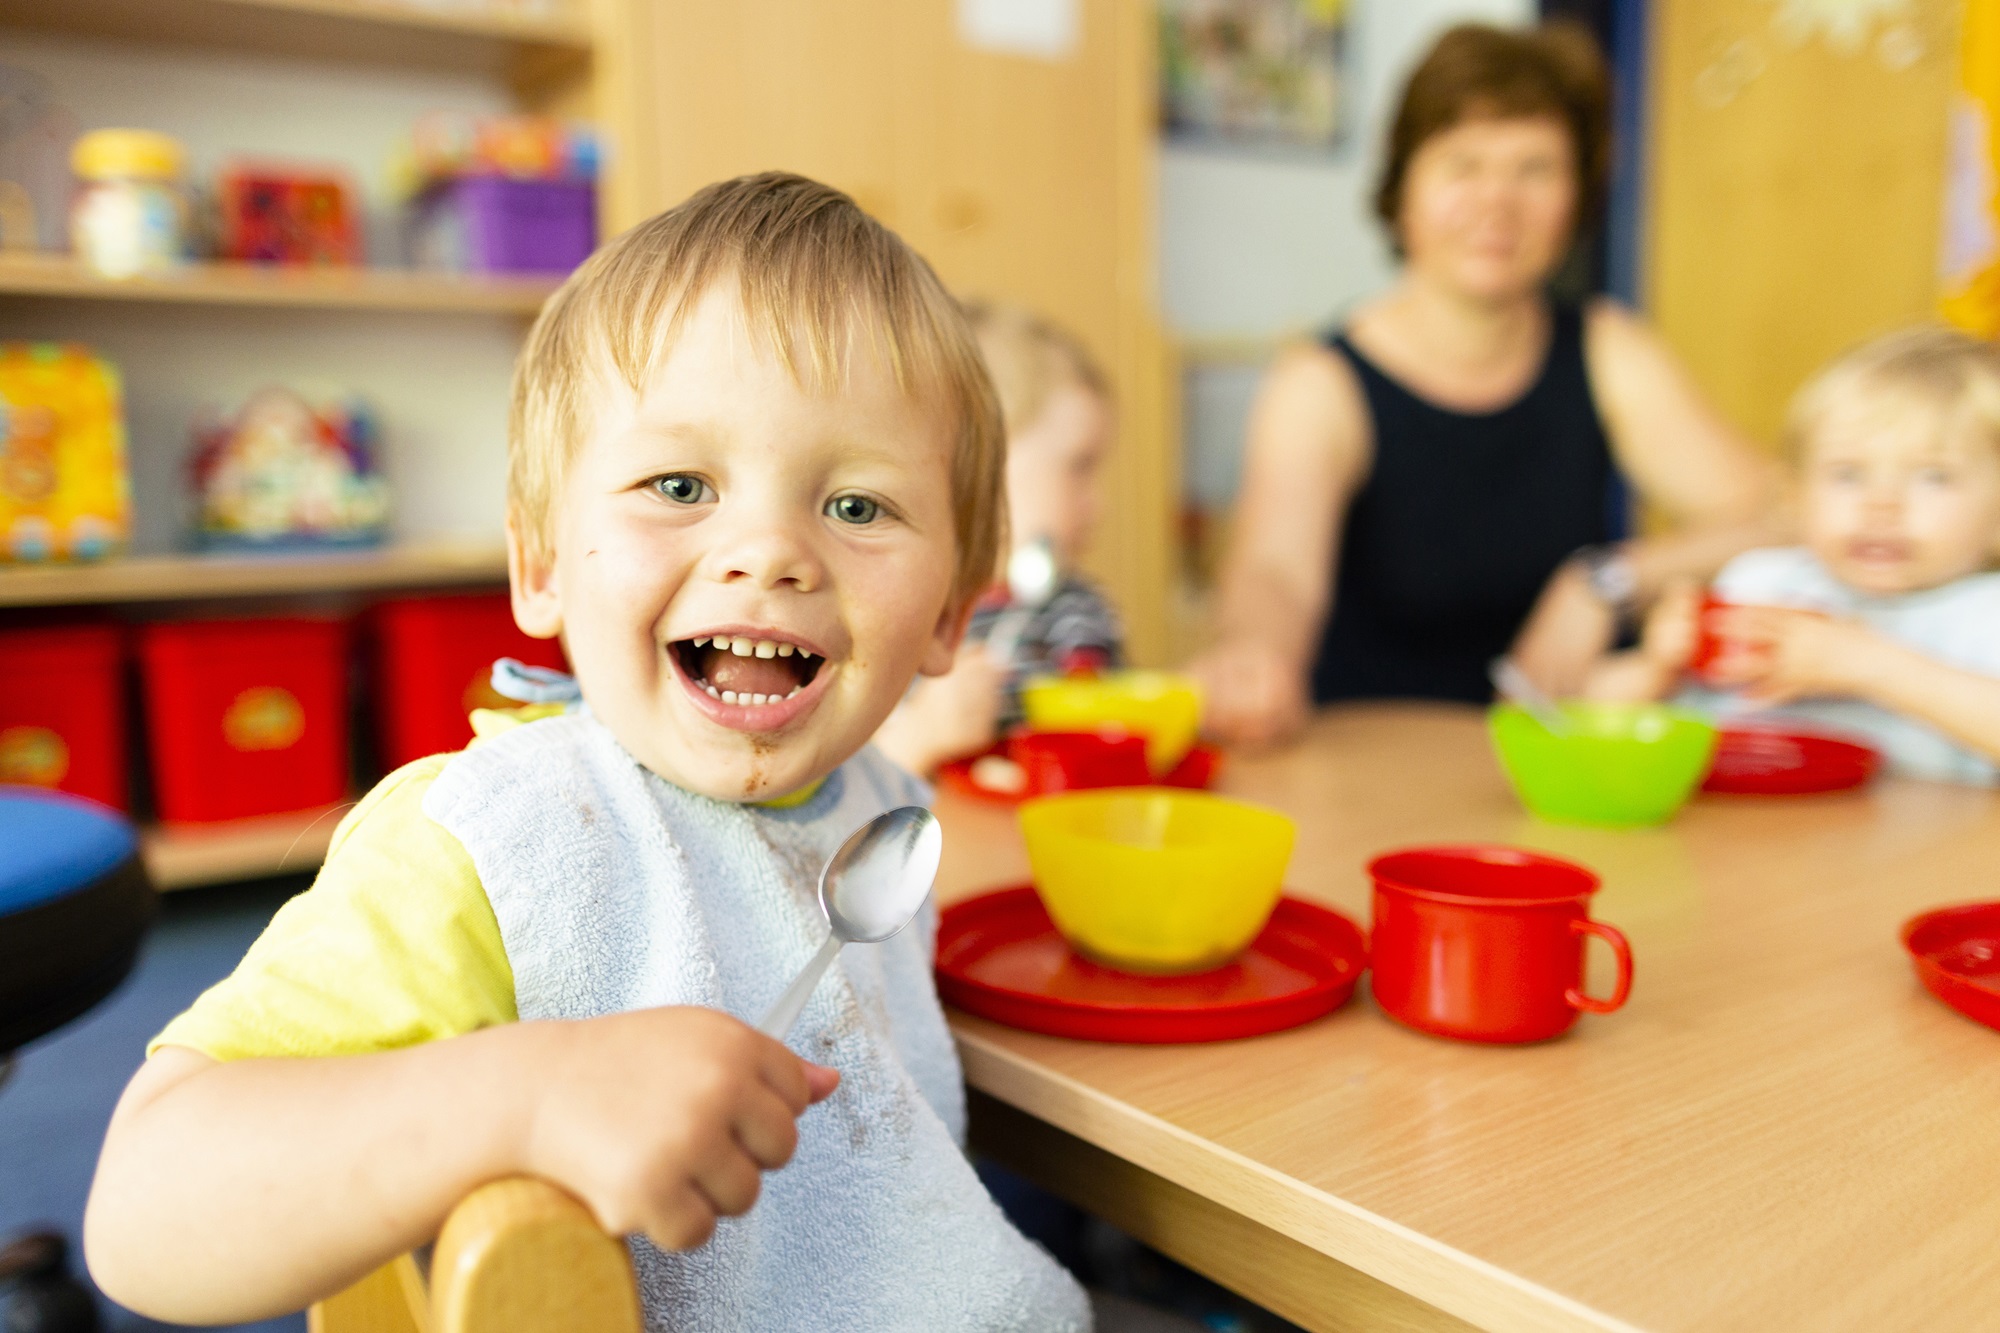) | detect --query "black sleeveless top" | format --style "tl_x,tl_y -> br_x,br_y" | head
1313,304 -> 1614,705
